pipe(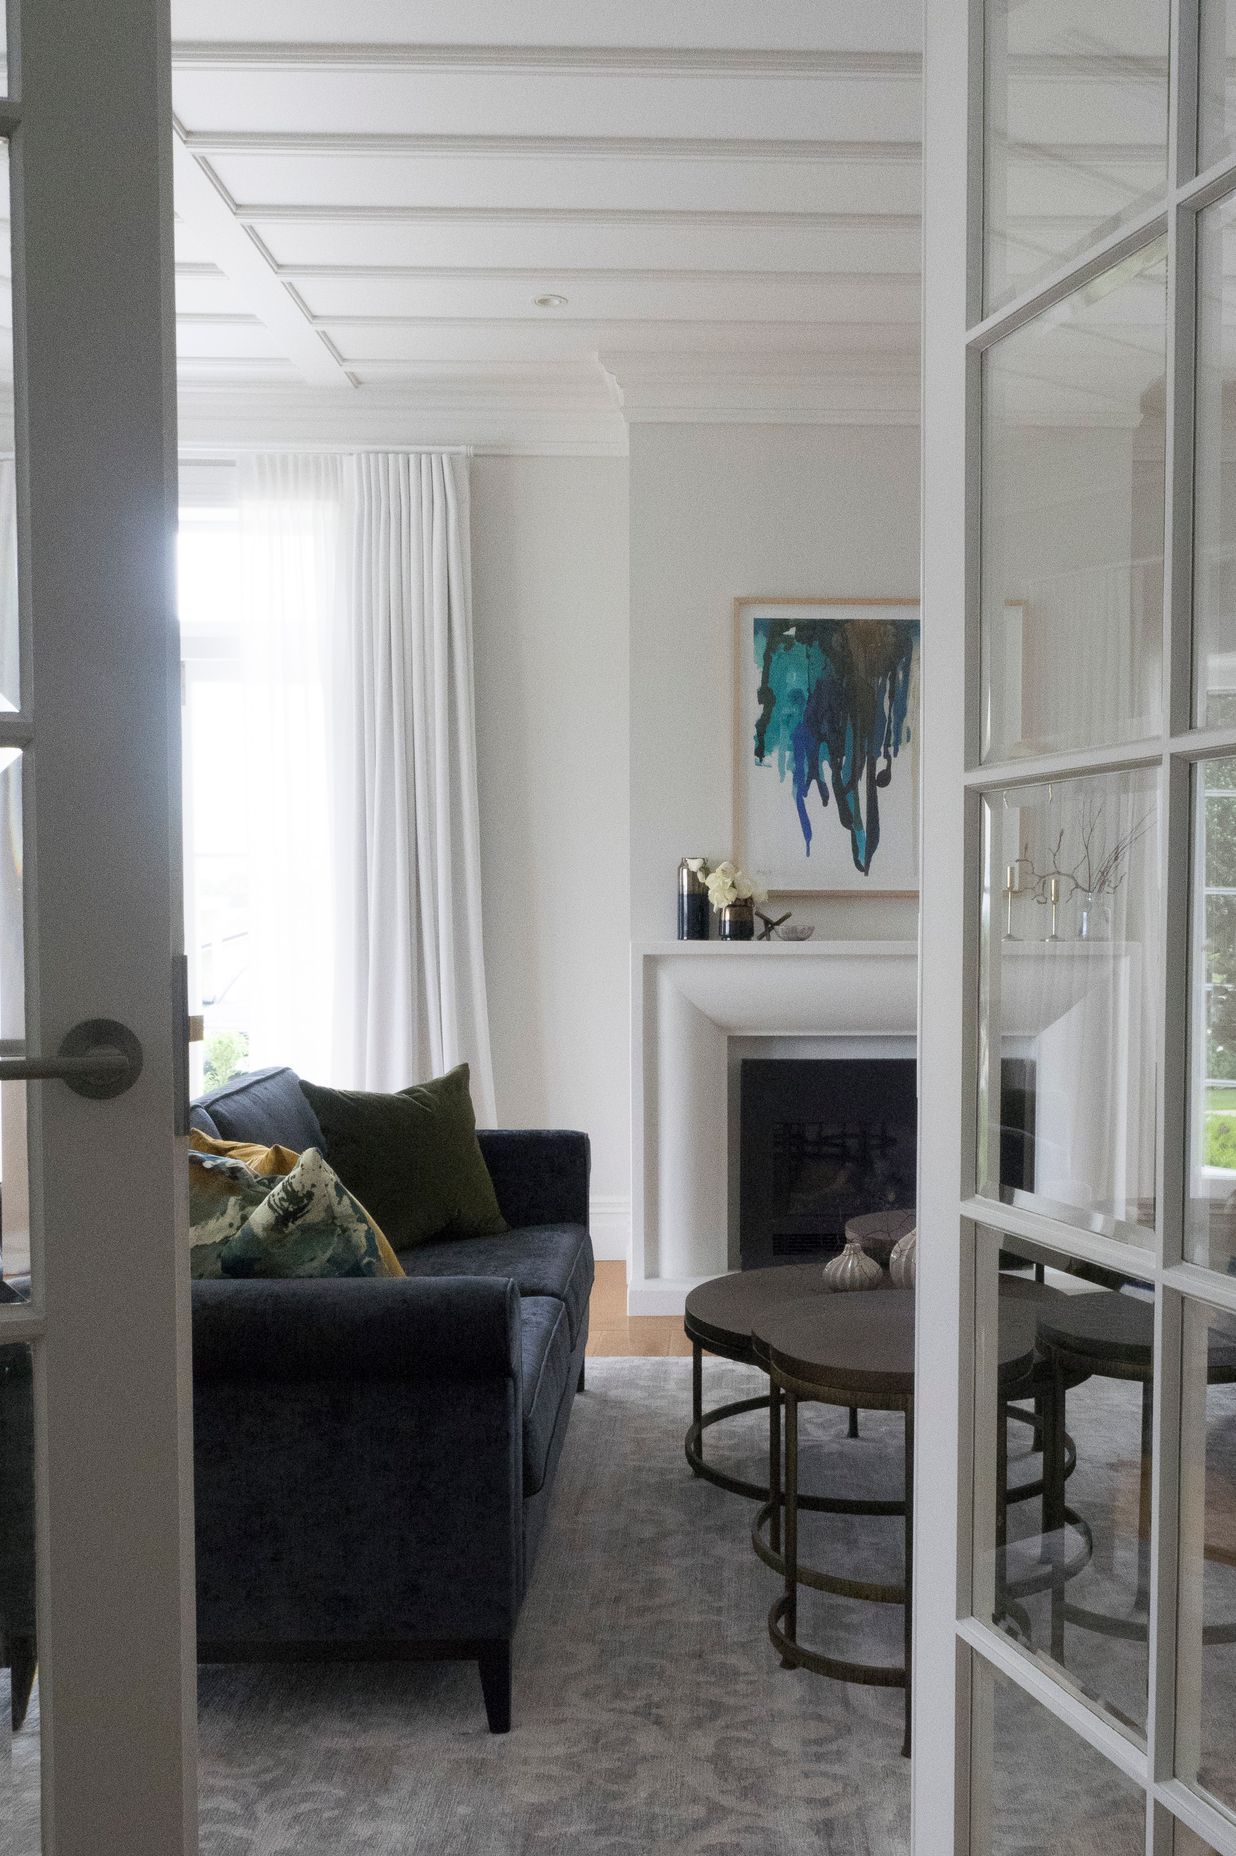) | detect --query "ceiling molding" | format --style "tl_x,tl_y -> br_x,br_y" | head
183,131 -> 920,166
273,262 -> 915,284
601,348 -> 920,426
171,42 -> 922,79
174,379 -> 629,456
236,203 -> 923,228
171,131 -> 353,387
